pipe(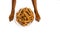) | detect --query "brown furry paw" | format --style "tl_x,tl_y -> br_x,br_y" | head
34,10 -> 41,22
35,14 -> 41,22
9,14 -> 14,21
